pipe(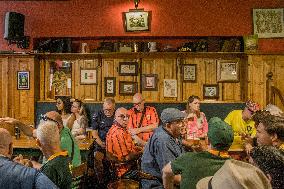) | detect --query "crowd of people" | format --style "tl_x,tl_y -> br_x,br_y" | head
0,93 -> 283,189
